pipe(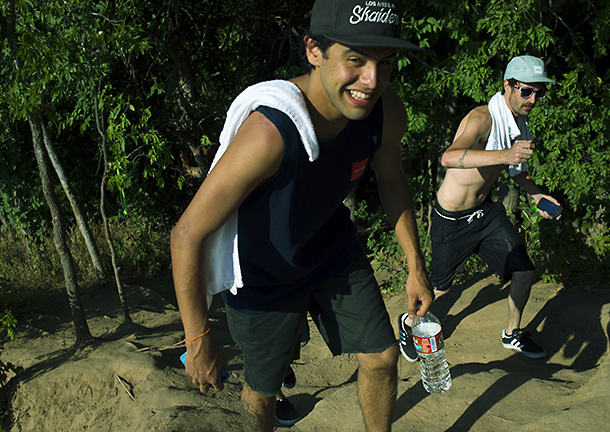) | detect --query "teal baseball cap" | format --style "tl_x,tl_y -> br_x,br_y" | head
503,55 -> 556,83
